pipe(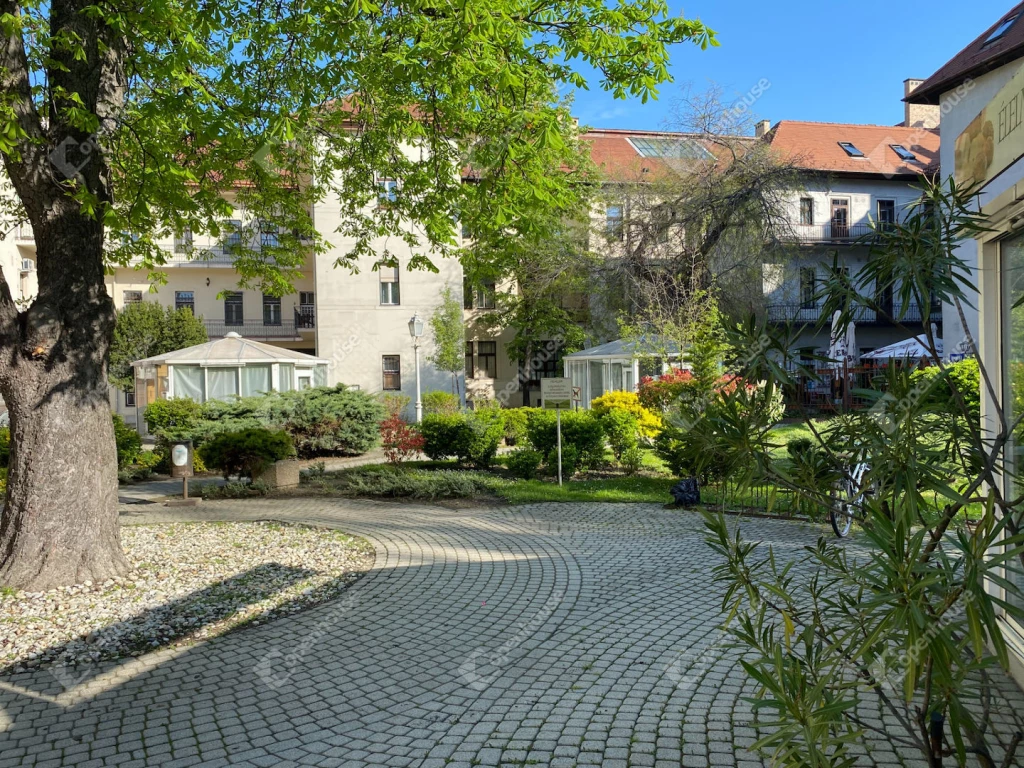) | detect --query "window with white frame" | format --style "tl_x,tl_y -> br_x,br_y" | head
477,341 -> 497,378
222,219 -> 242,253
263,293 -> 281,325
174,229 -> 192,254
259,219 -> 279,248
378,179 -> 399,204
380,266 -> 400,305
